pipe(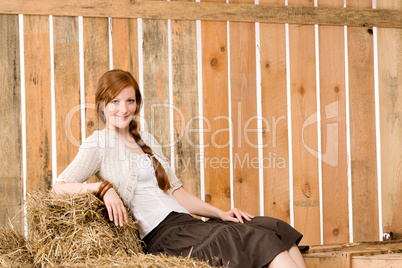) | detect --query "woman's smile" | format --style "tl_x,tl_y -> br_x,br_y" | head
116,115 -> 130,120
